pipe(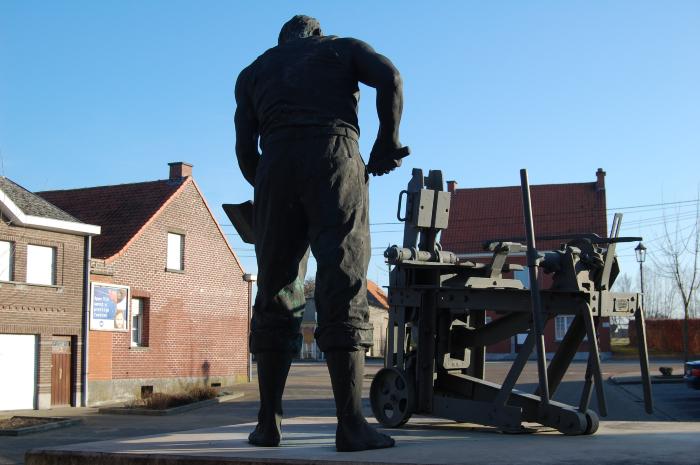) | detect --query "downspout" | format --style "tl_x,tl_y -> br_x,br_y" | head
243,274 -> 257,382
81,235 -> 92,406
